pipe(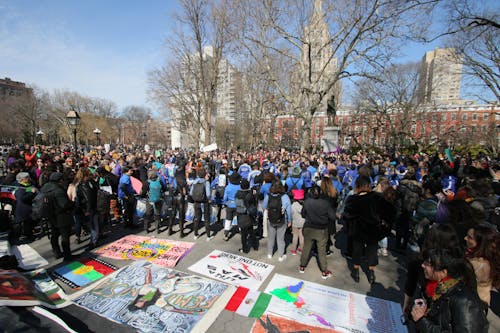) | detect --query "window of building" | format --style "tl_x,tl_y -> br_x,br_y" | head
462,114 -> 467,121
441,114 -> 446,121
483,114 -> 488,120
472,113 -> 477,120
482,125 -> 487,132
451,113 -> 456,120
